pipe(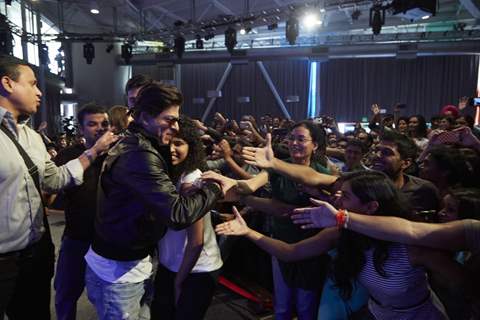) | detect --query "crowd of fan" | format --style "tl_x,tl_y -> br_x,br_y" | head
39,87 -> 480,320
